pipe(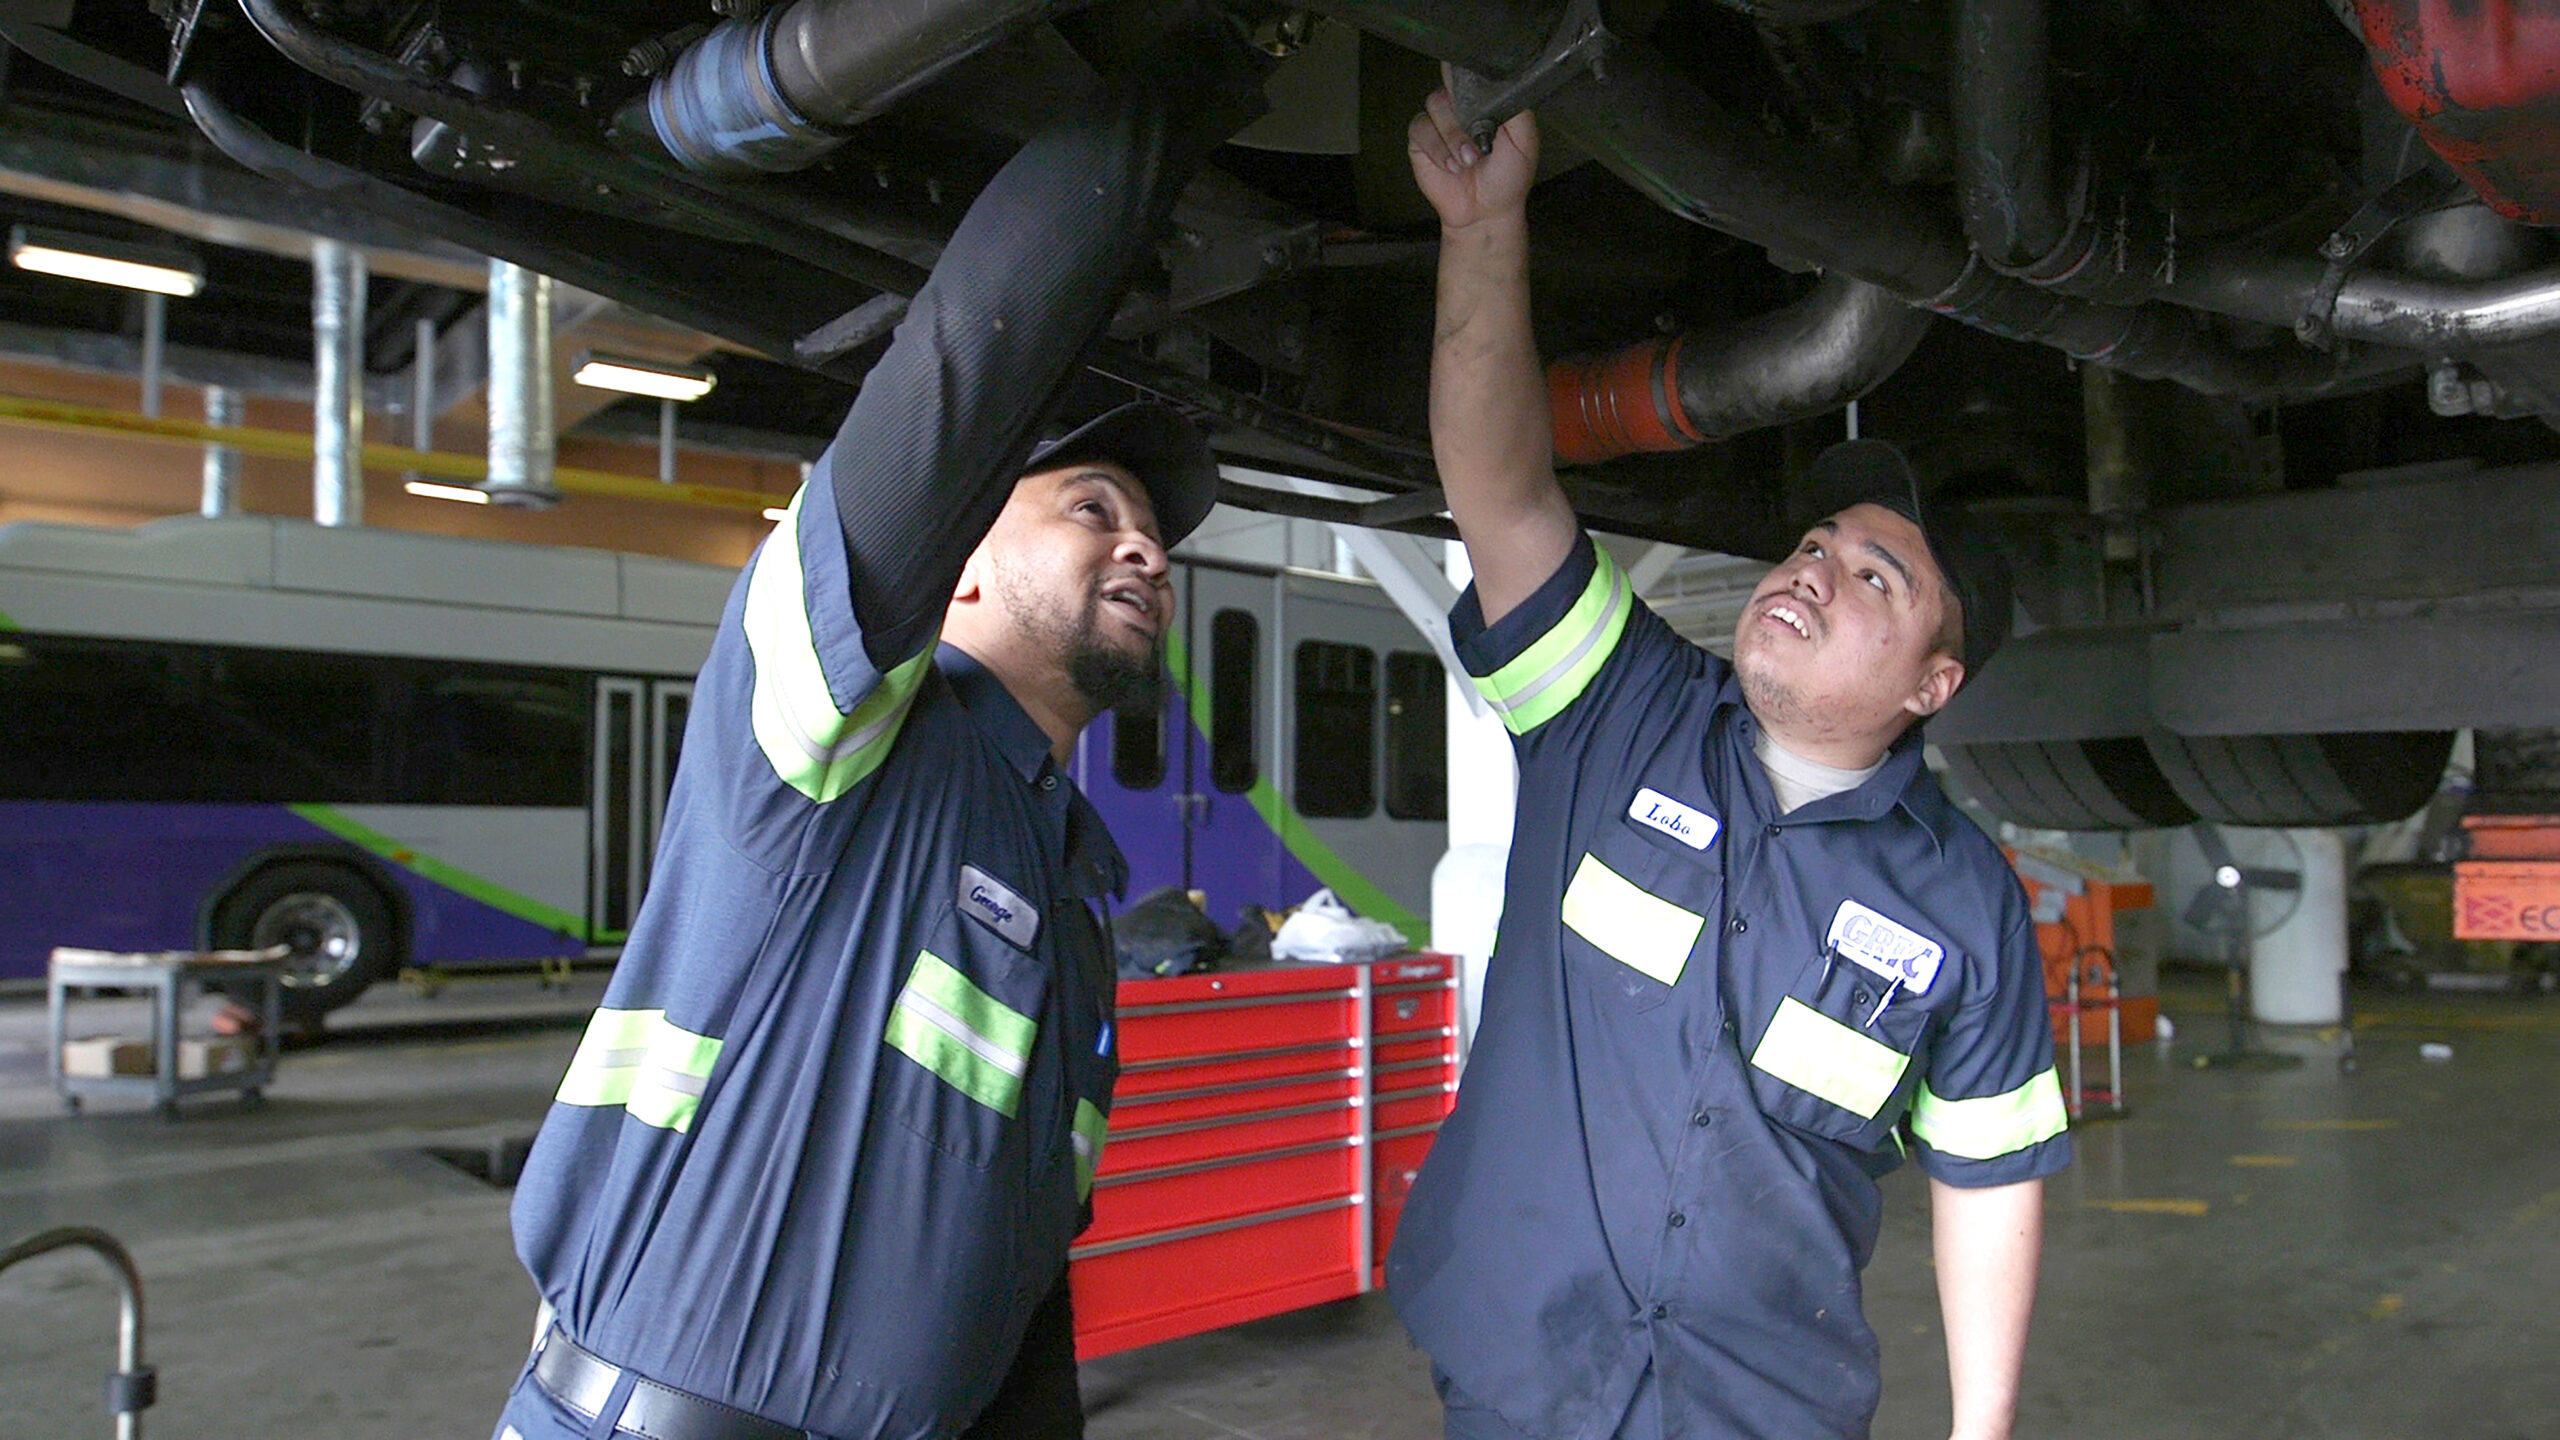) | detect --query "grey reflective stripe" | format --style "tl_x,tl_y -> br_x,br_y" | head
899,987 -> 1030,1080
594,1047 -> 647,1070
636,1064 -> 710,1100
1479,558 -> 1629,733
